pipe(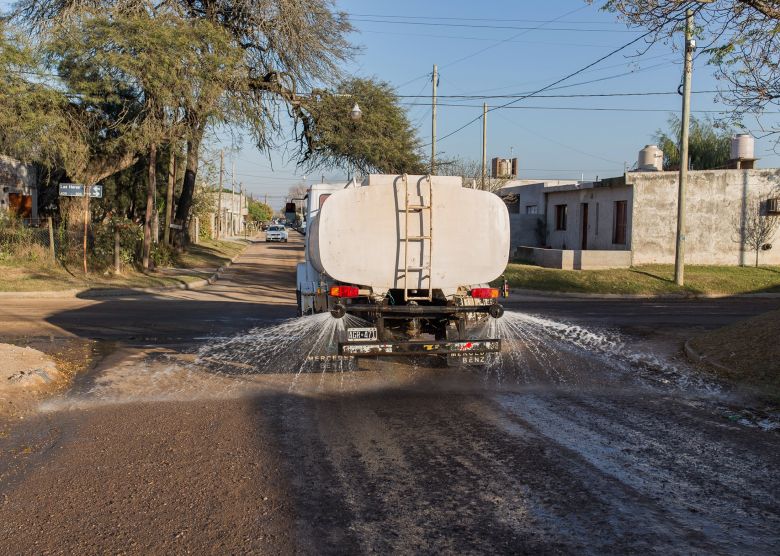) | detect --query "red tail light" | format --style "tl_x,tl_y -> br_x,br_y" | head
470,287 -> 499,299
329,285 -> 359,298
